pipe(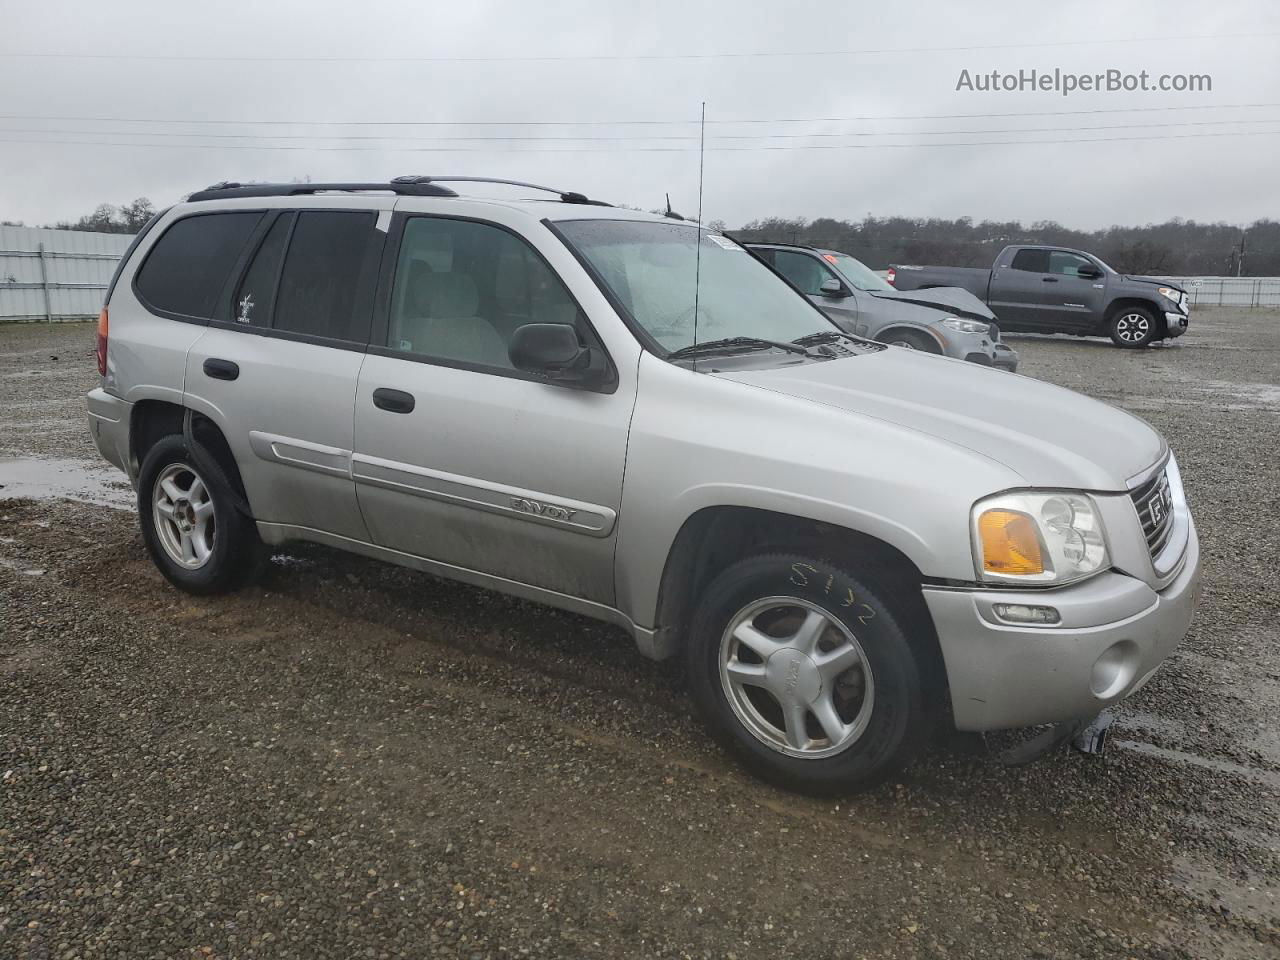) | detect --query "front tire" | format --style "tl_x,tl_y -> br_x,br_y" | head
1108,307 -> 1157,348
685,554 -> 927,794
137,435 -> 262,595
884,330 -> 940,354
